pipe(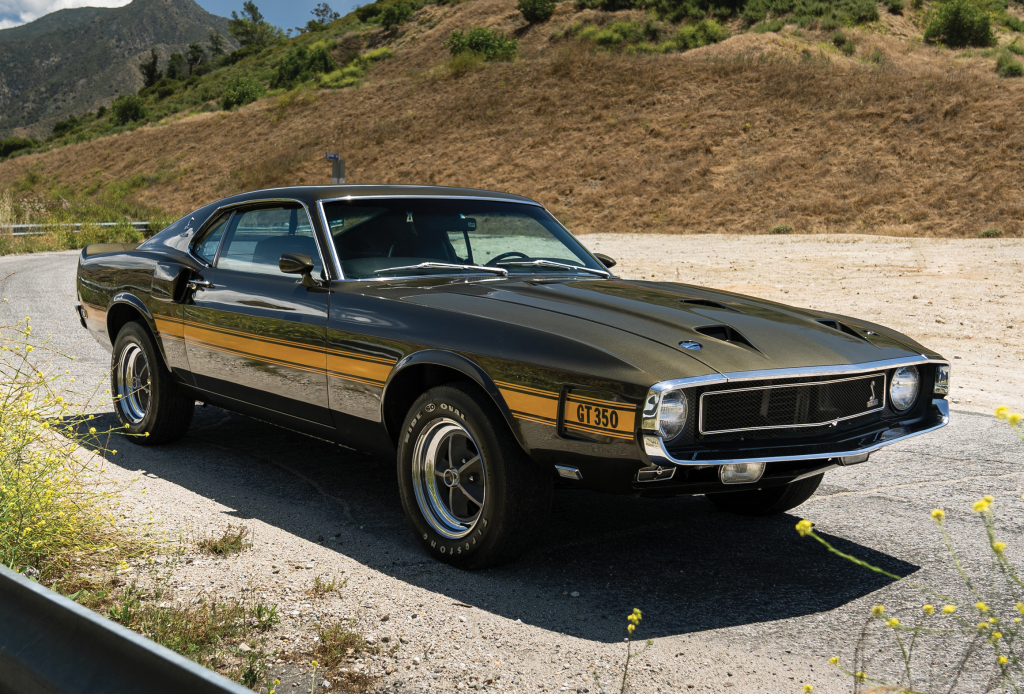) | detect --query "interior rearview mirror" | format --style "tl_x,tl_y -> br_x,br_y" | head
279,253 -> 320,288
594,253 -> 617,269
